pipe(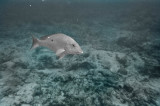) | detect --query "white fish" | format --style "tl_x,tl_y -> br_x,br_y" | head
31,33 -> 83,59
